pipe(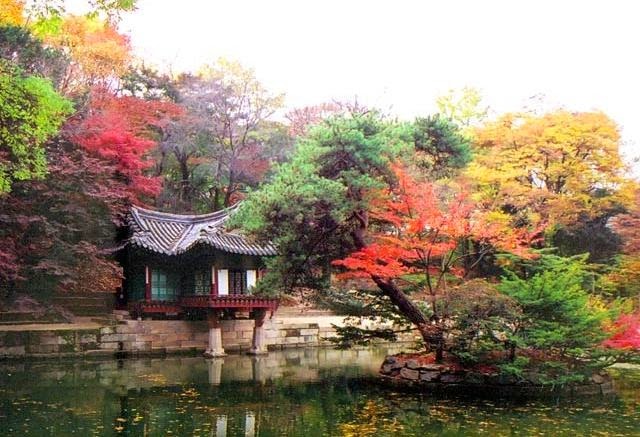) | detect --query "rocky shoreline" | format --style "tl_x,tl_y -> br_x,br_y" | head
379,355 -> 616,397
